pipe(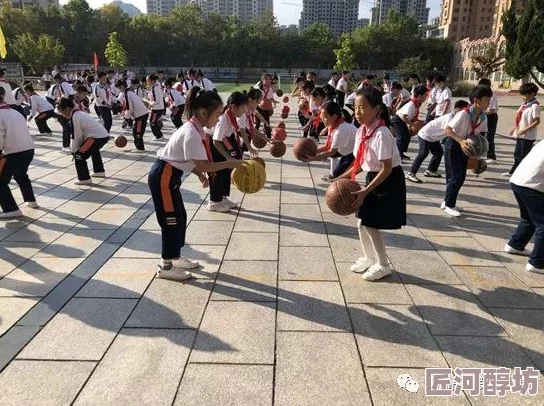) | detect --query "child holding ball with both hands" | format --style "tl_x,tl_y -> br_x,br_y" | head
335,87 -> 406,281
